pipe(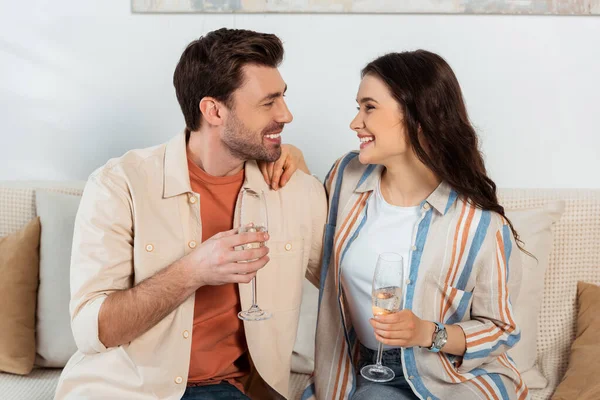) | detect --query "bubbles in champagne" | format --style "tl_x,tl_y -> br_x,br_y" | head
372,287 -> 402,316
